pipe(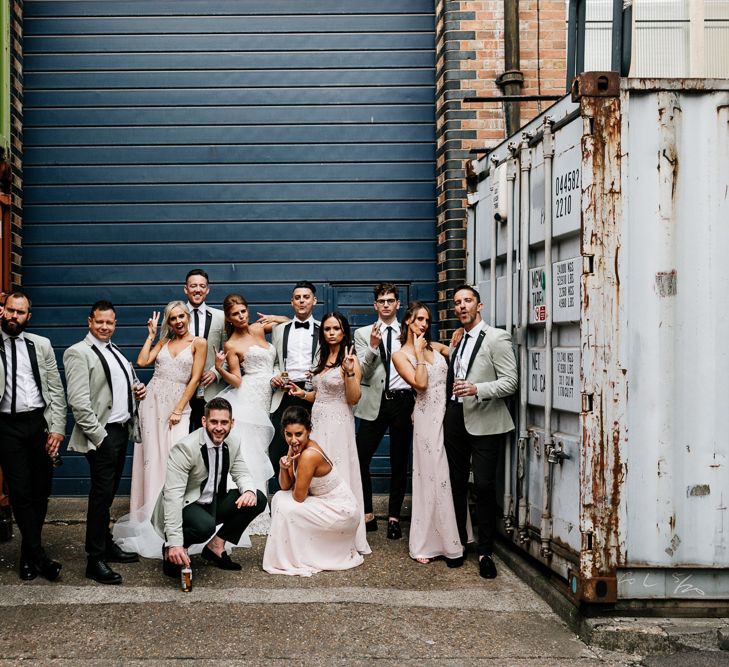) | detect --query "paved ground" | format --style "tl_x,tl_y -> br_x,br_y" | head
0,499 -> 645,665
